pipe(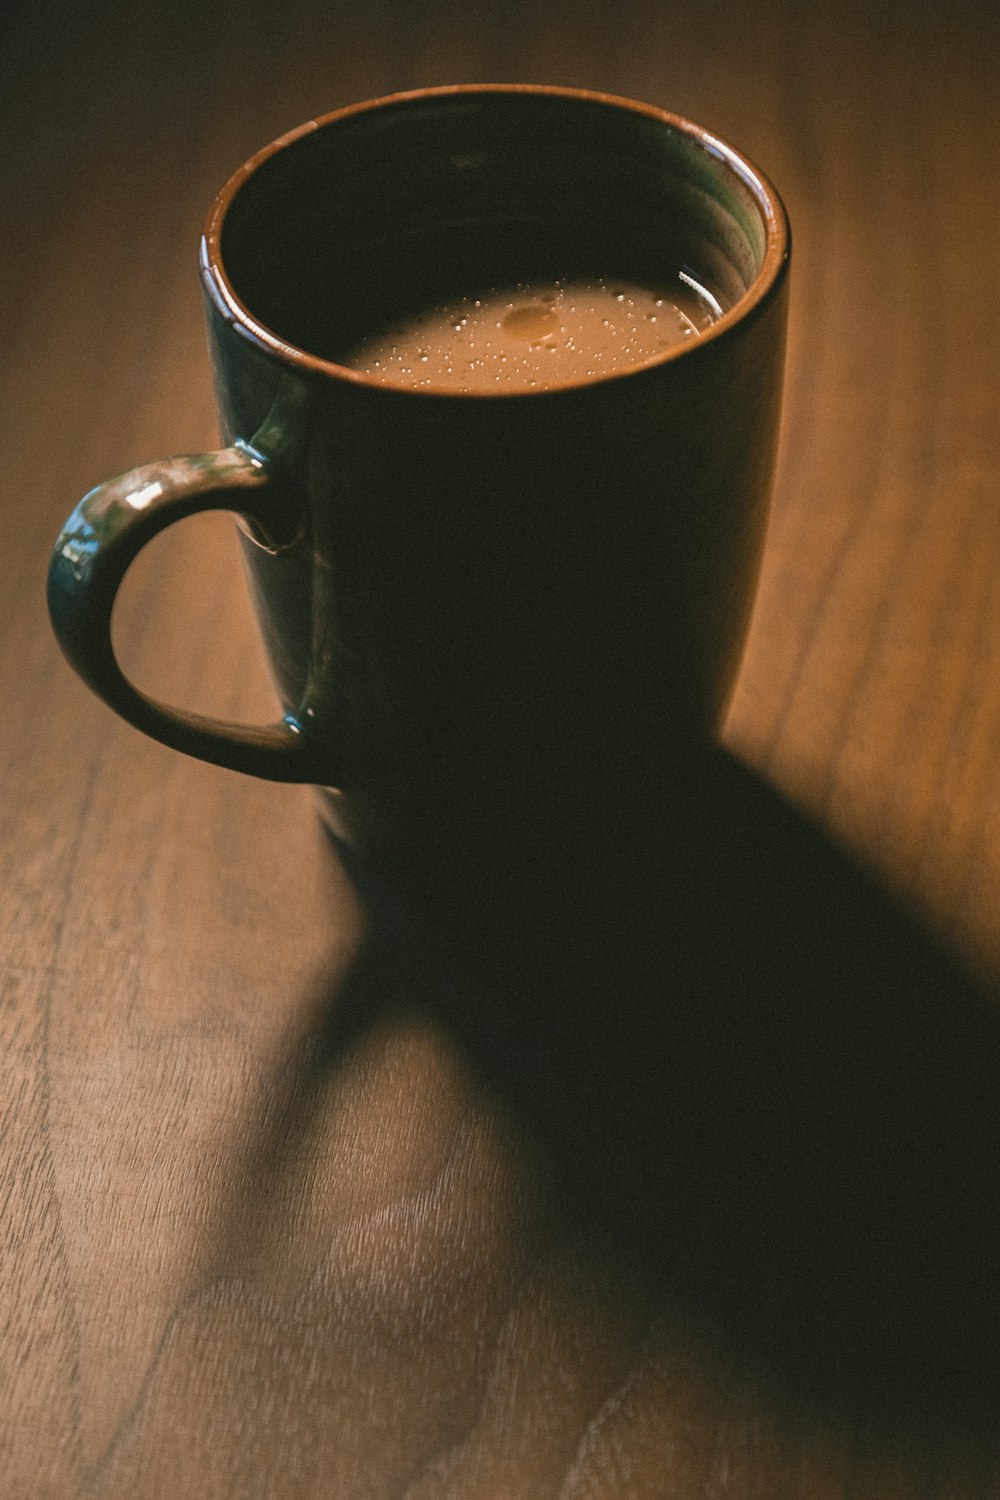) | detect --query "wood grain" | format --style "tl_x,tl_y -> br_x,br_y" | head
3,0 -> 1000,1494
